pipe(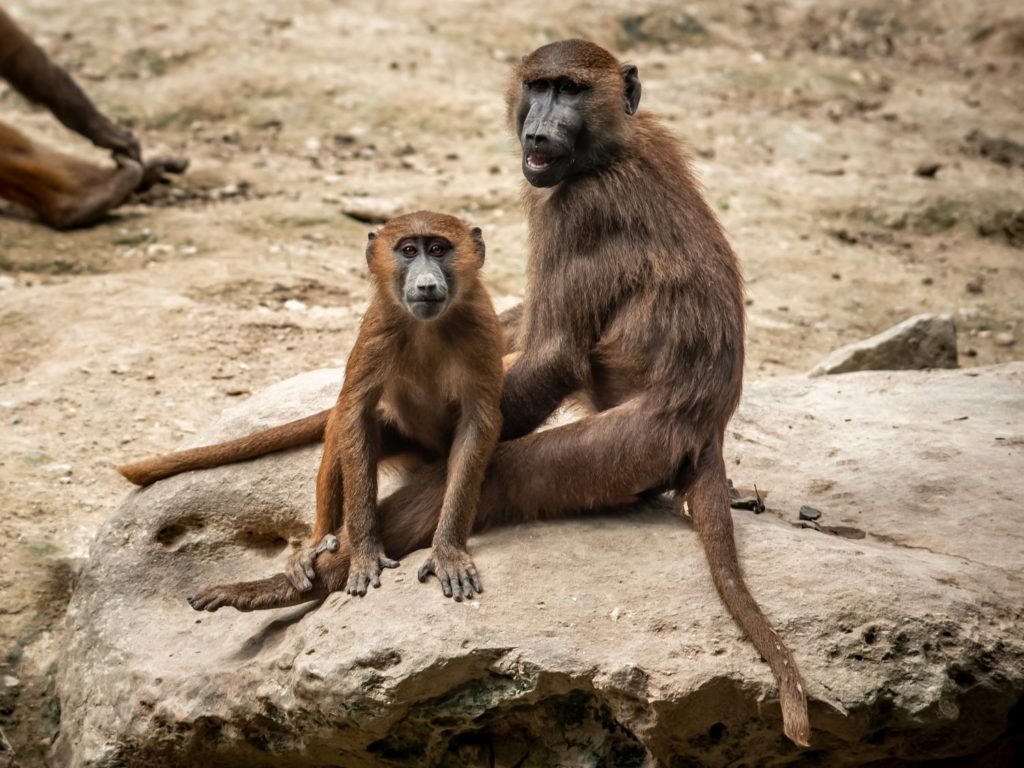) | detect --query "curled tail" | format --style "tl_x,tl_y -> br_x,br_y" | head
117,408 -> 332,487
687,439 -> 811,747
